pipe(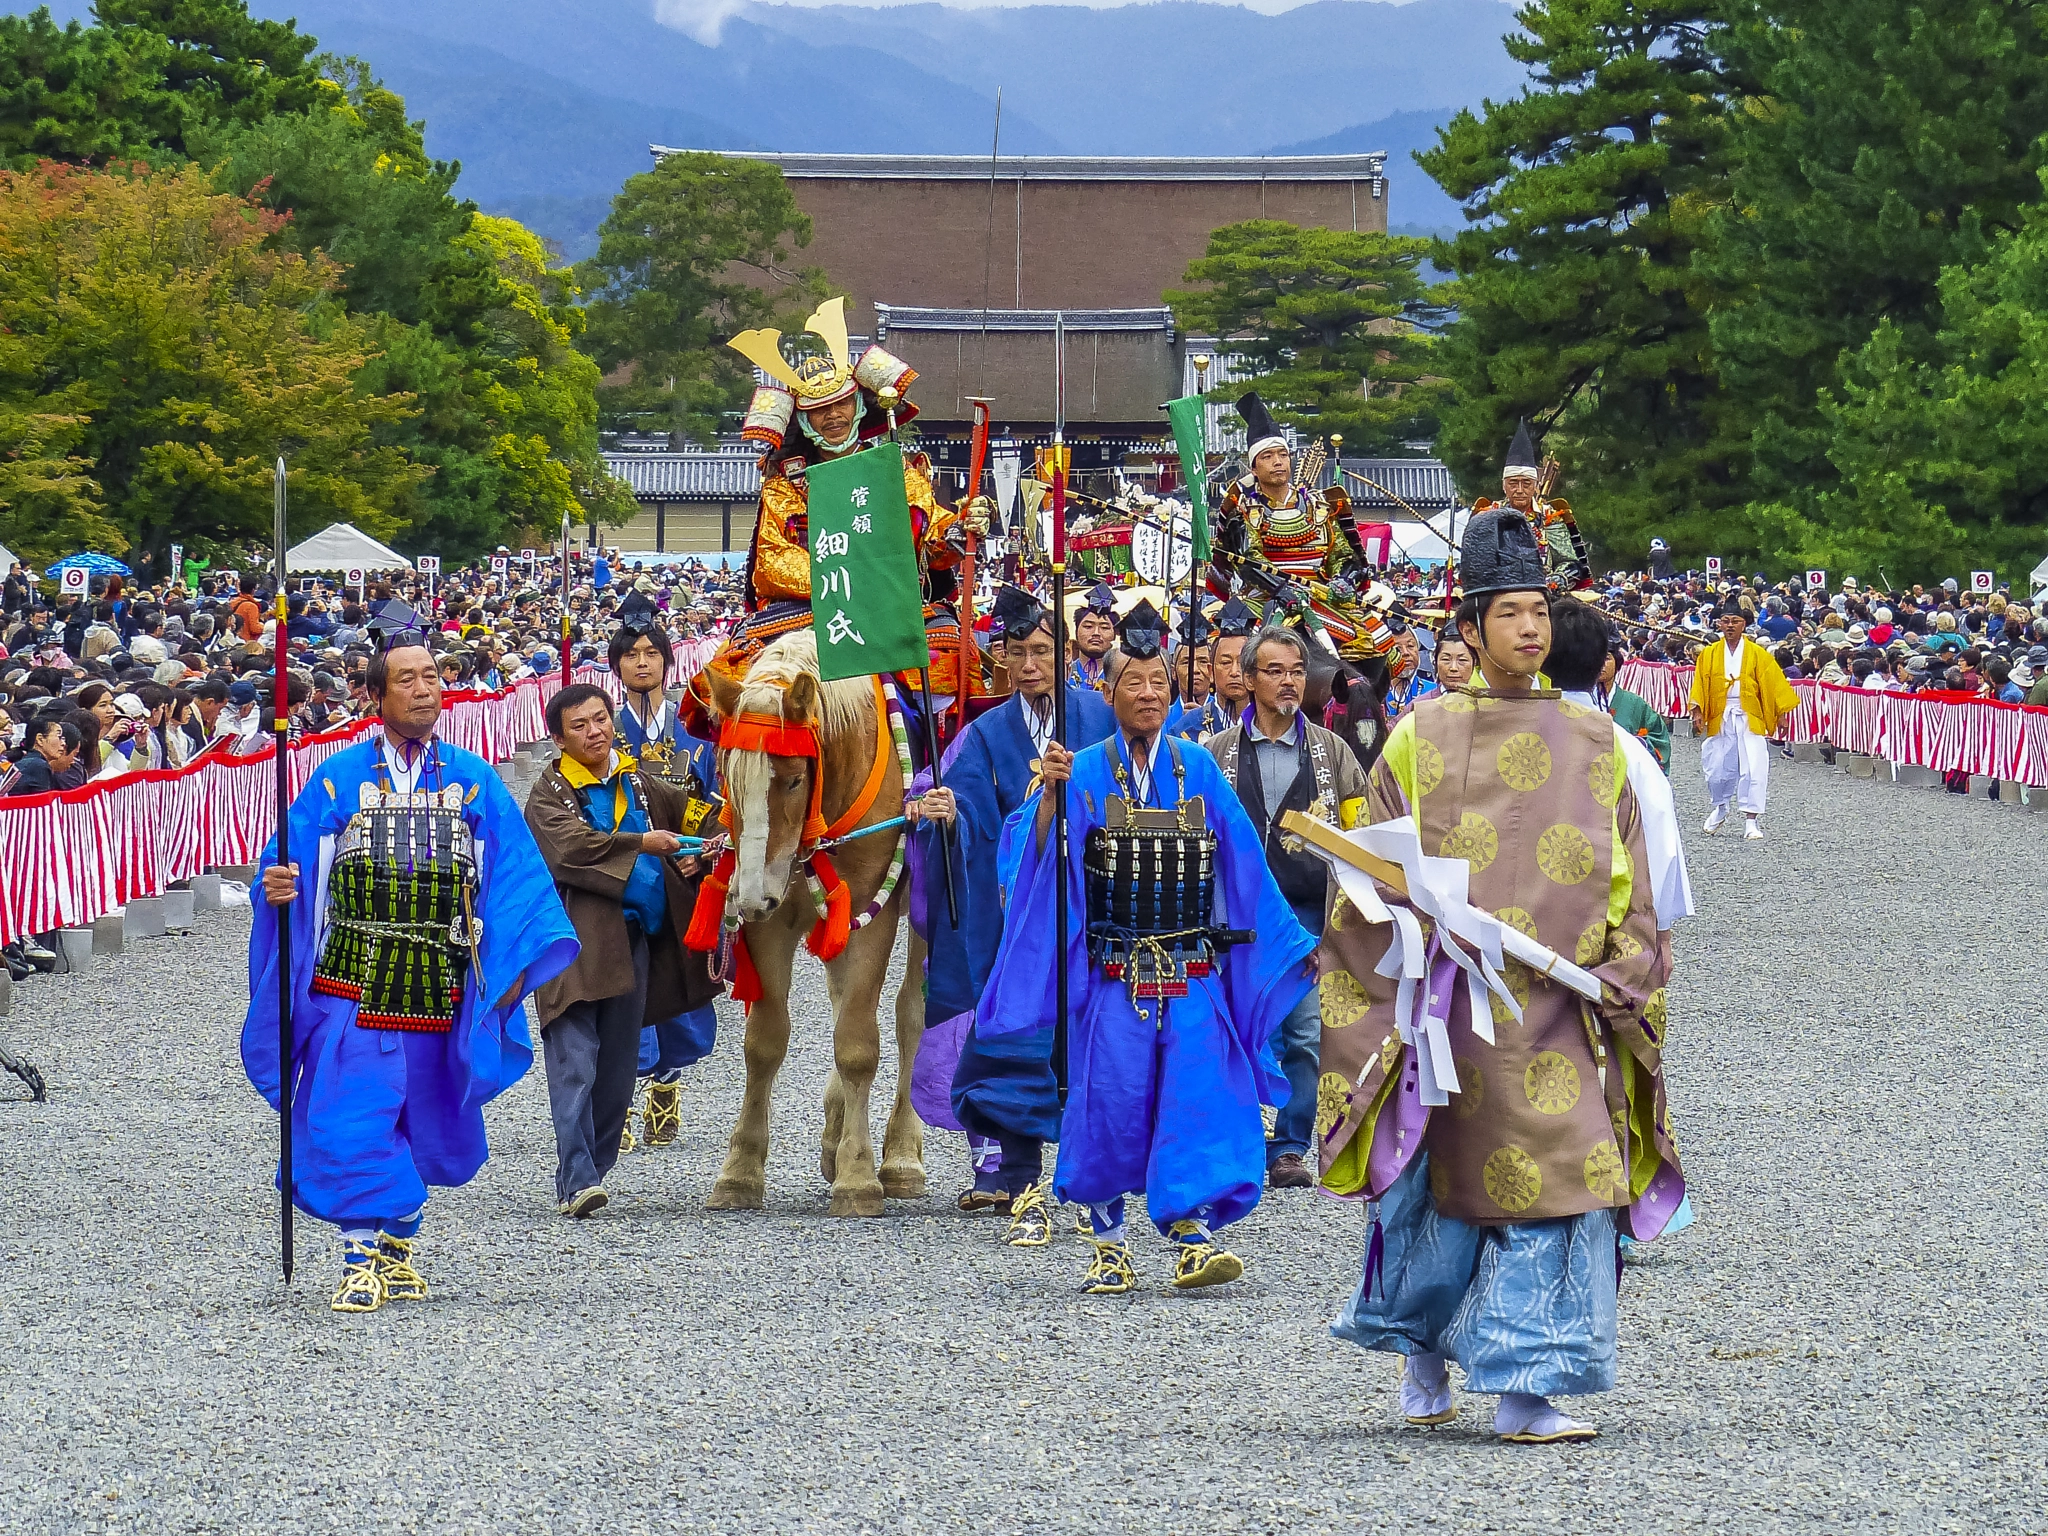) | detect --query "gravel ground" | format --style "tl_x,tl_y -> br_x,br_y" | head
3,738 -> 2045,1535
